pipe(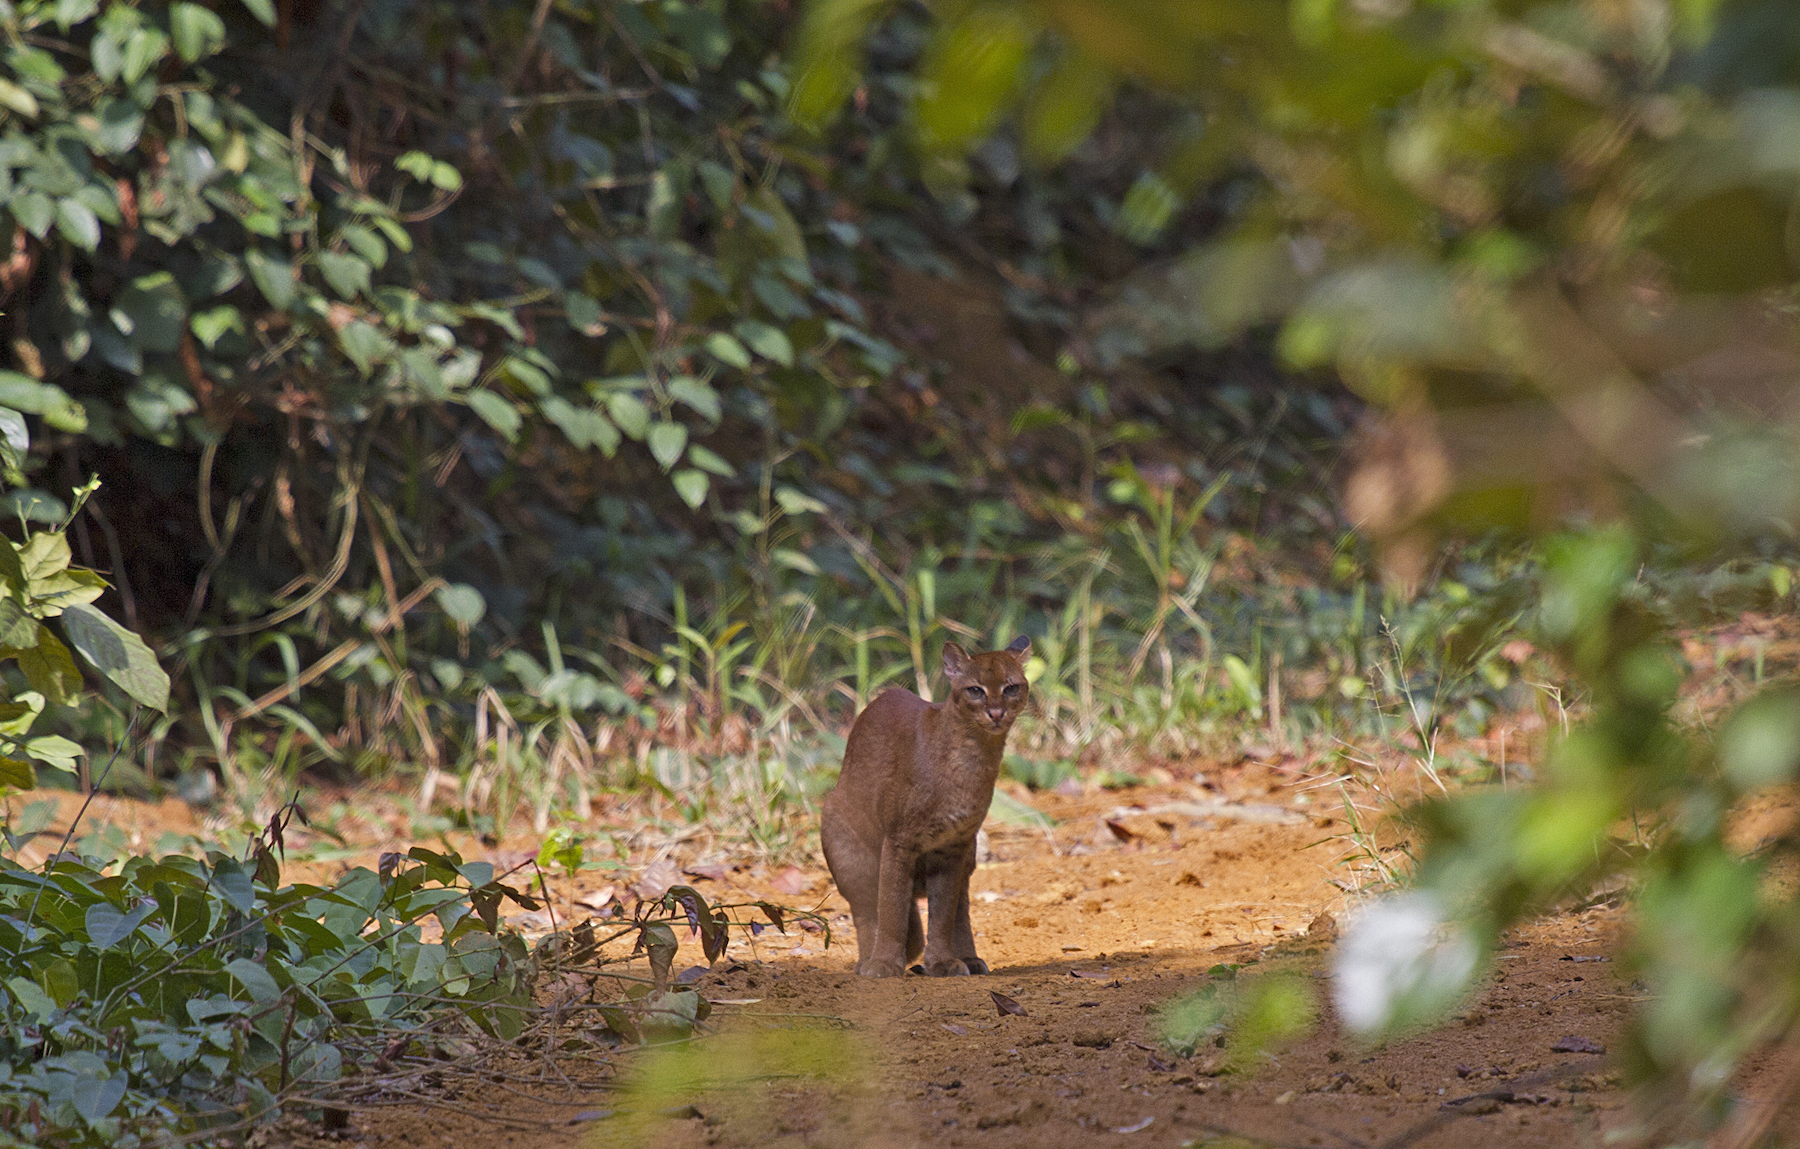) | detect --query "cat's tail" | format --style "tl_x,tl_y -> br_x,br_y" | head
906,903 -> 924,965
